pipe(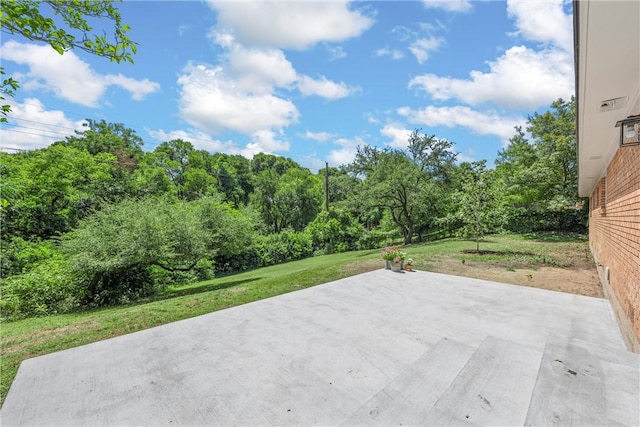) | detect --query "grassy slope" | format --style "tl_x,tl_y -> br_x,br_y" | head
0,233 -> 590,404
